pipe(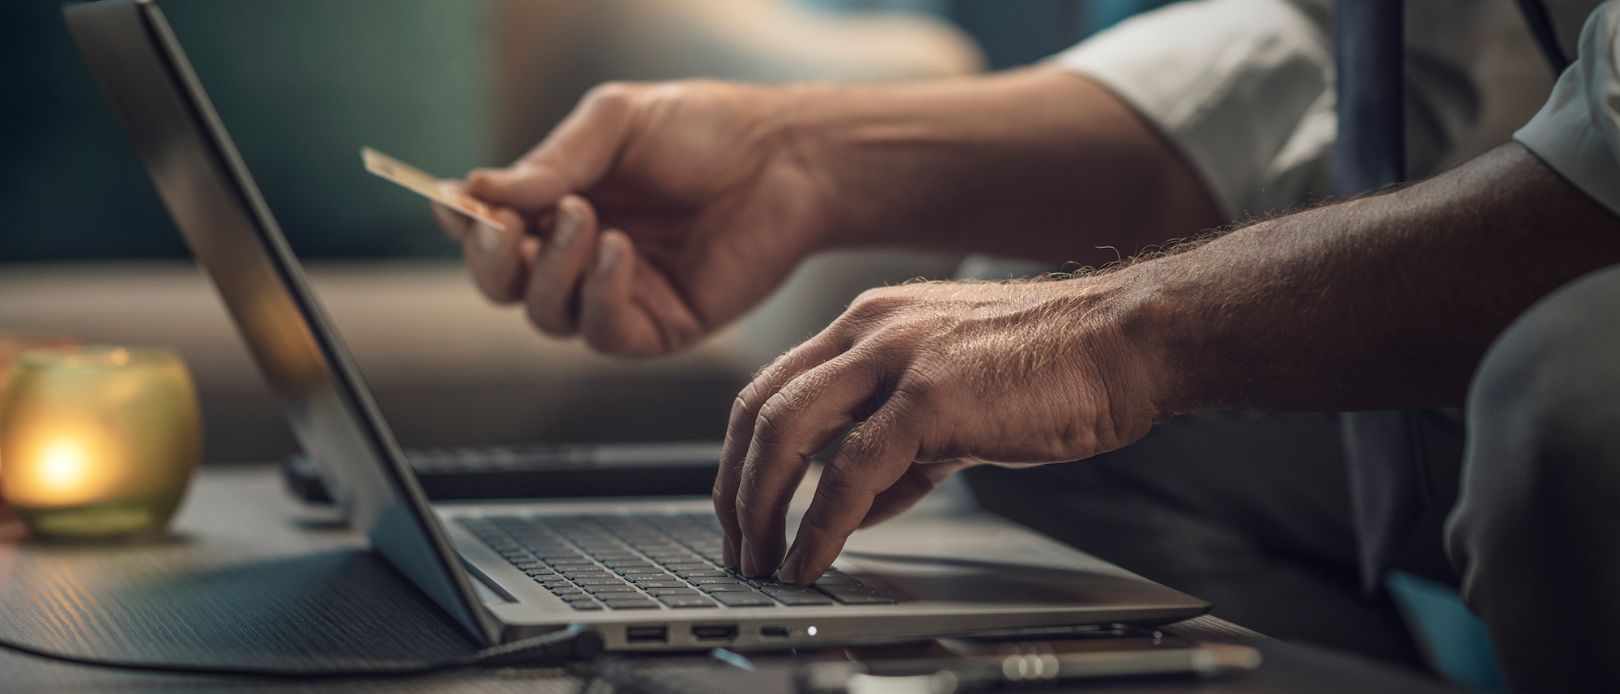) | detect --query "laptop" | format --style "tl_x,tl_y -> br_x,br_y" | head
65,0 -> 1208,651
